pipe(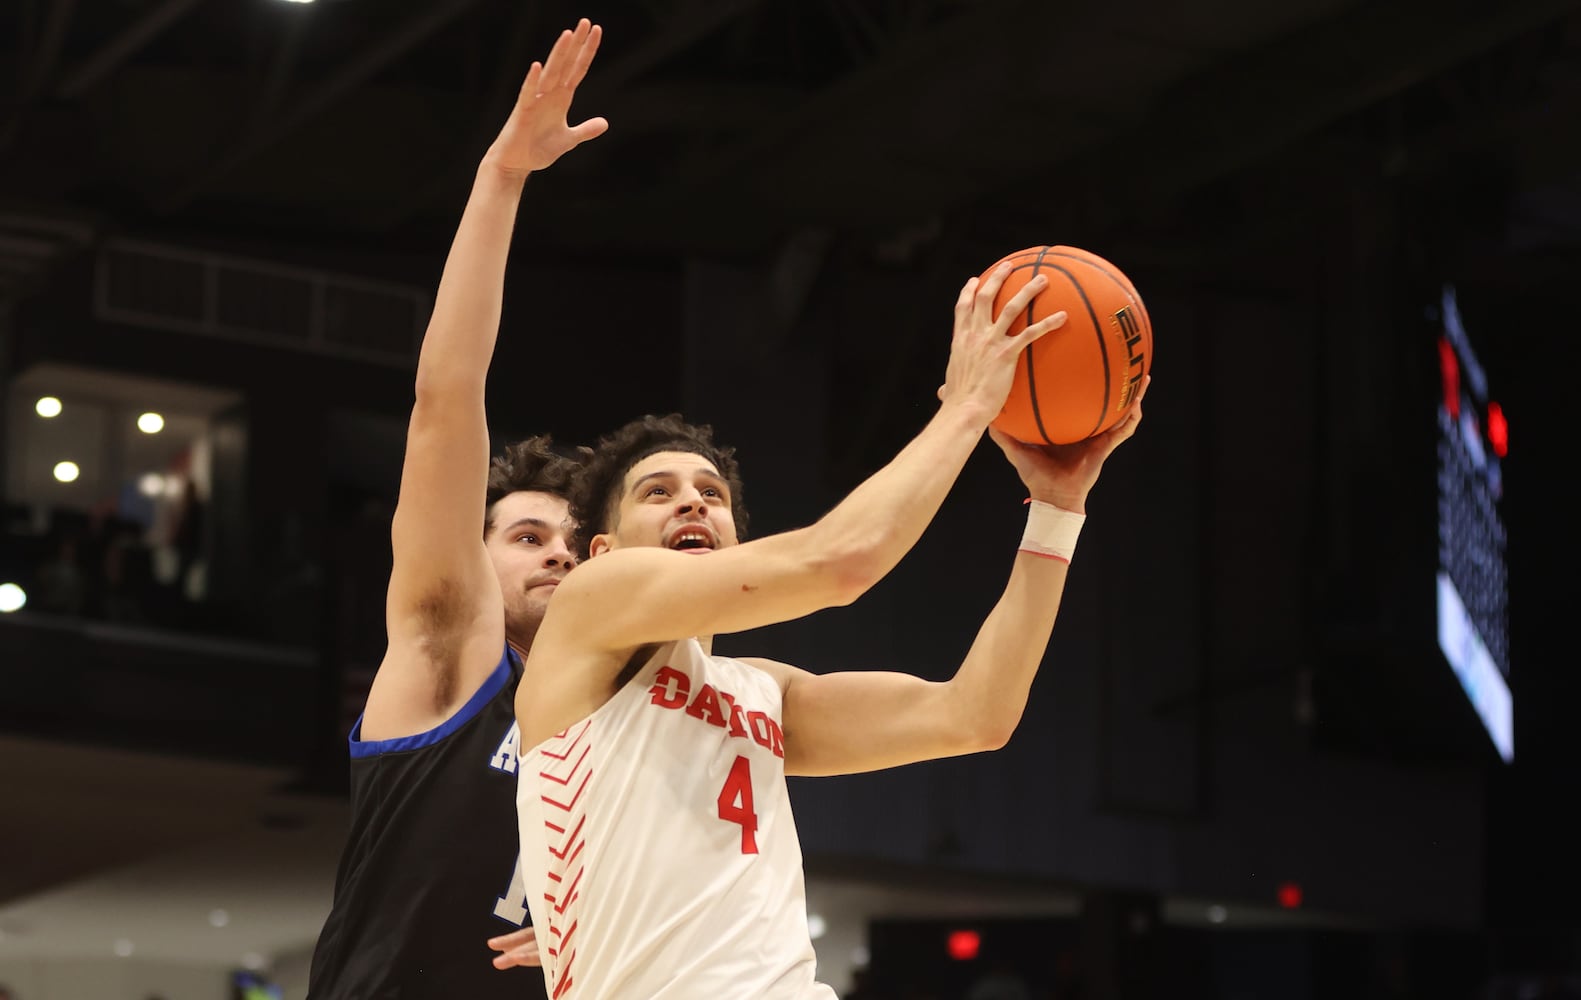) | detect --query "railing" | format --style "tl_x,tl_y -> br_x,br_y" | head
93,238 -> 430,367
